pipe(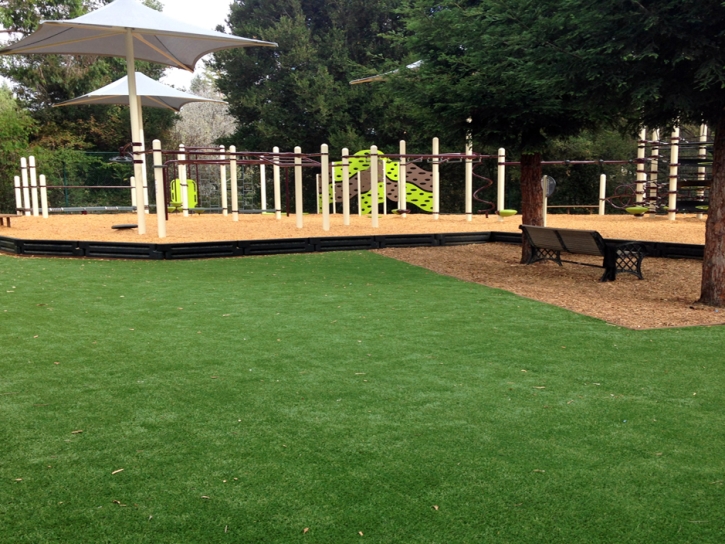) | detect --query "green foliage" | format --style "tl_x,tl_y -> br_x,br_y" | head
0,85 -> 35,212
212,0 -> 426,154
0,0 -> 175,152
